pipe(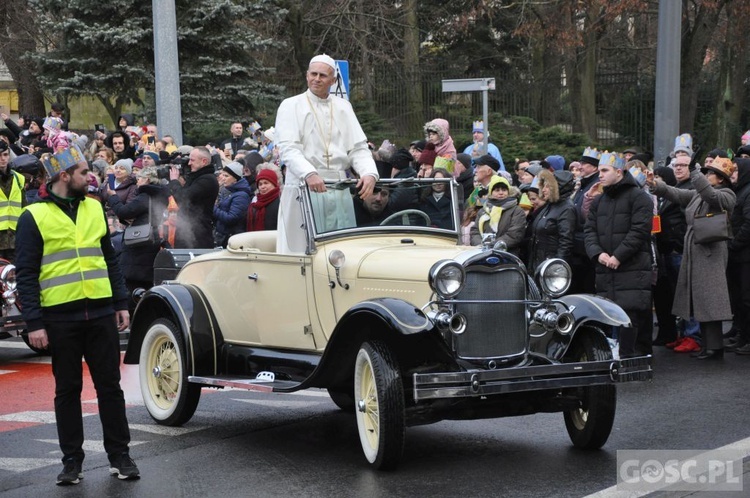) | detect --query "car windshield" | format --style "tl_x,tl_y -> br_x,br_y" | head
302,178 -> 461,239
